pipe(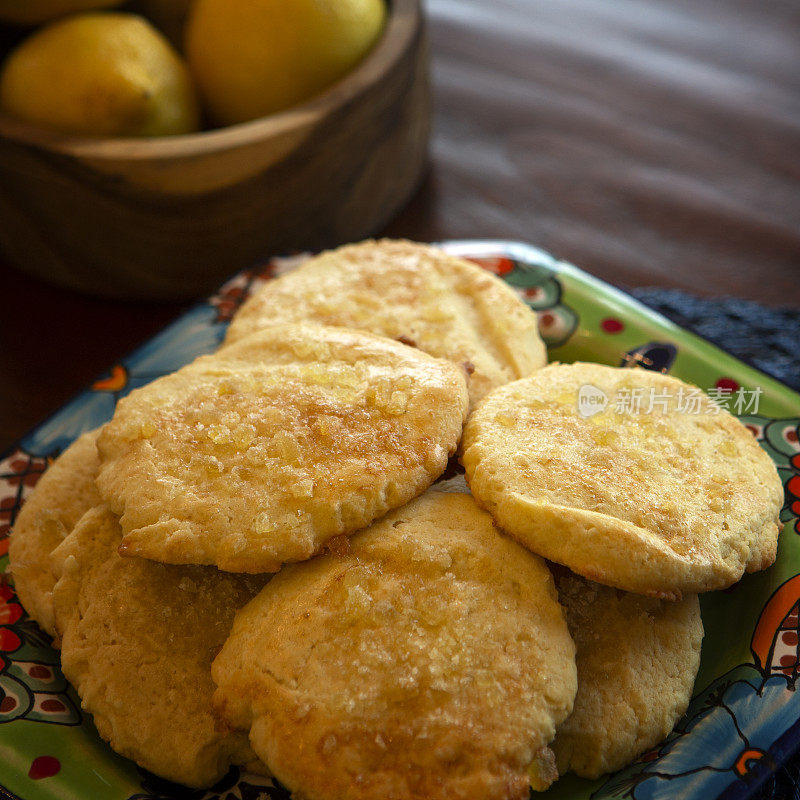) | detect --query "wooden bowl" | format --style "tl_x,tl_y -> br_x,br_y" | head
0,0 -> 429,300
